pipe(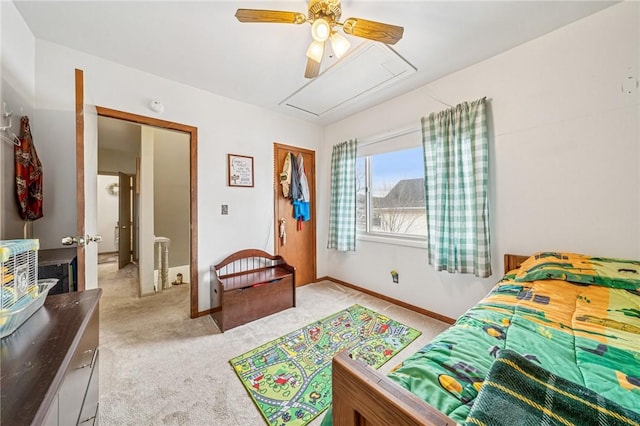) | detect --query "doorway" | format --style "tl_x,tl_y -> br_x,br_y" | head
117,172 -> 134,269
273,143 -> 317,286
95,172 -> 135,267
96,107 -> 200,318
